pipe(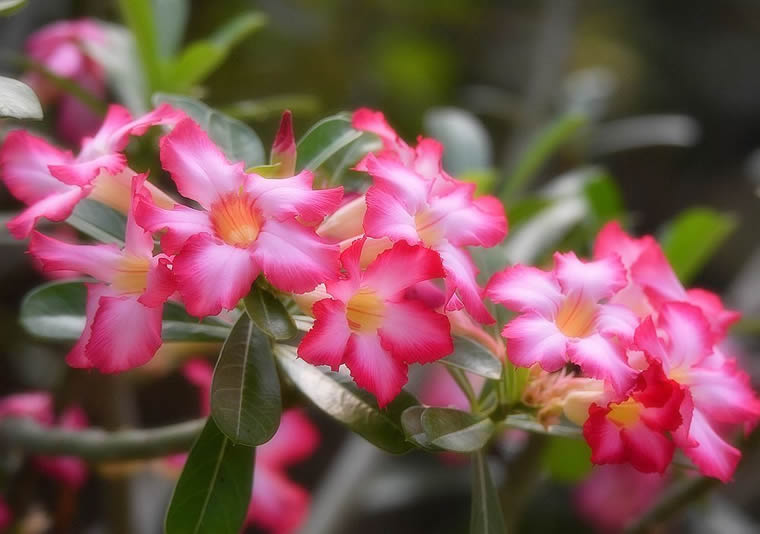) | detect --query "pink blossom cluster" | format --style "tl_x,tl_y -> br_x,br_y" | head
488,222 -> 760,481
